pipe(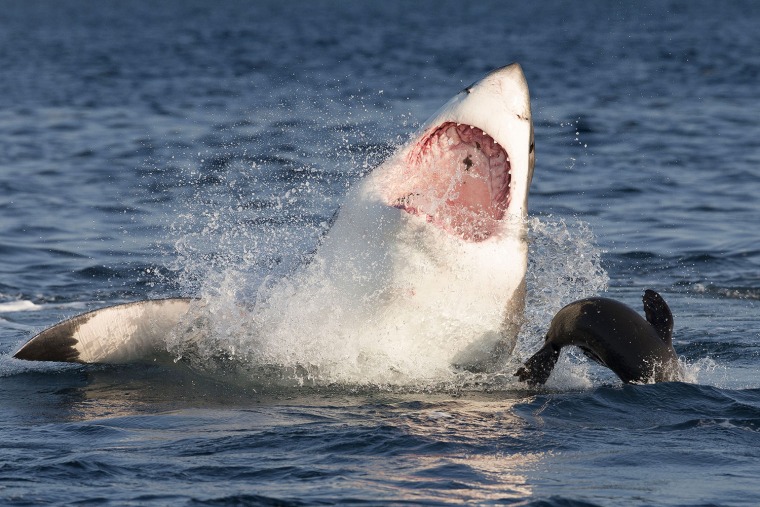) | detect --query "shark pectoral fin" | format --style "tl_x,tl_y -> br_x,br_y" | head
515,342 -> 561,386
14,298 -> 194,364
